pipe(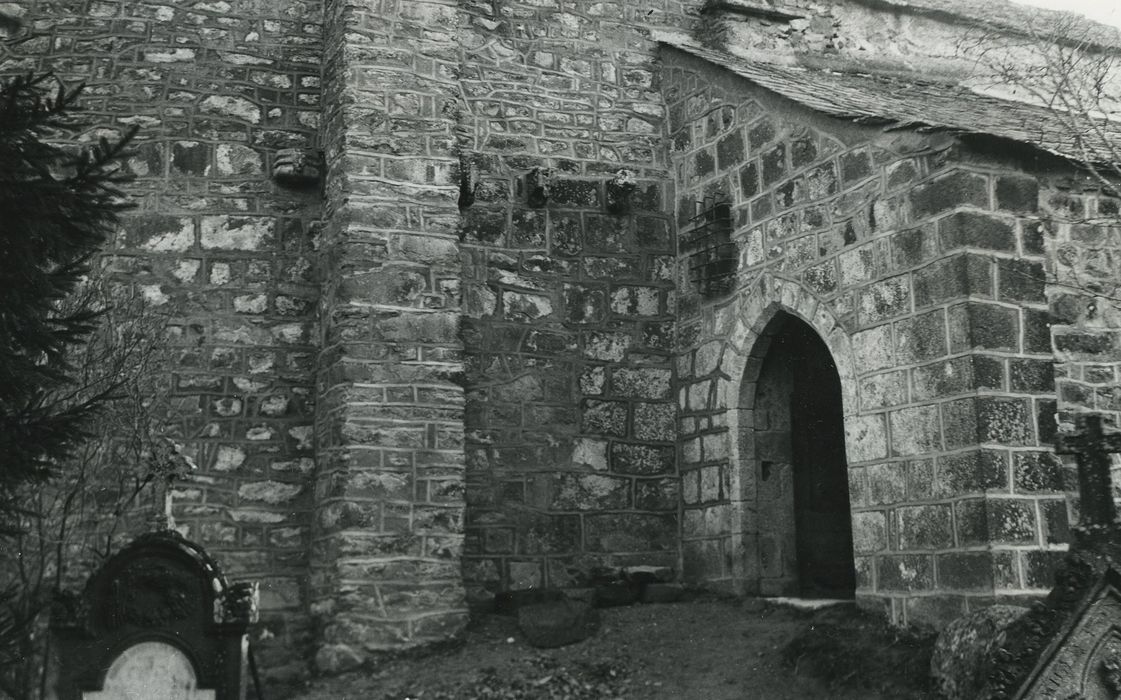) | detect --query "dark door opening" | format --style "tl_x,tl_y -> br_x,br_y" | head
756,314 -> 855,599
